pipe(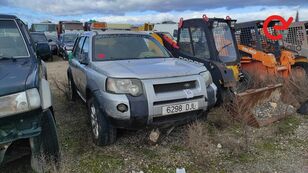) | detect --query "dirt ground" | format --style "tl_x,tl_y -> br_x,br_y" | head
1,57 -> 308,173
